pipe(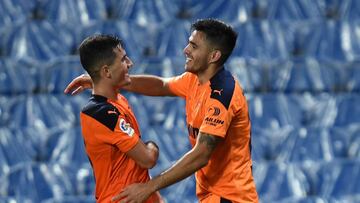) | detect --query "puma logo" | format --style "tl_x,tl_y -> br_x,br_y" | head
107,110 -> 118,115
213,89 -> 223,96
